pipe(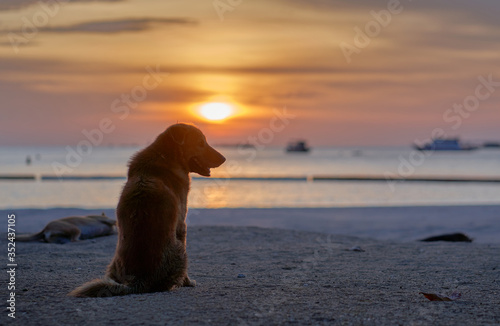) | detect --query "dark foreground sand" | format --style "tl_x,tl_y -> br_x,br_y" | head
2,226 -> 499,325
